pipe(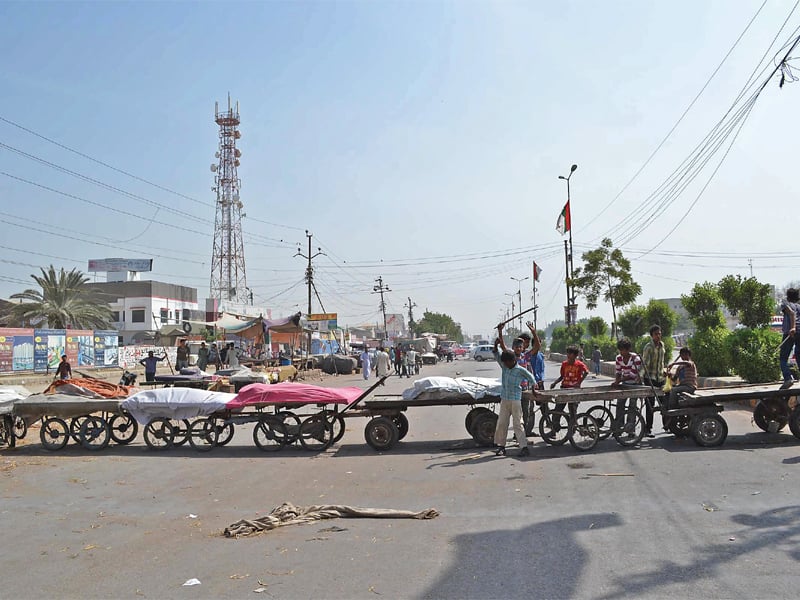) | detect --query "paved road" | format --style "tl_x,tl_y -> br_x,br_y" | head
2,358 -> 799,599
